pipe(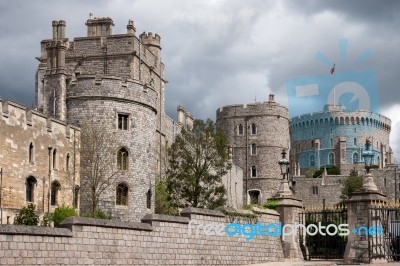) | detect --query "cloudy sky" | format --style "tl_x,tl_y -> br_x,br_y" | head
0,0 -> 399,160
